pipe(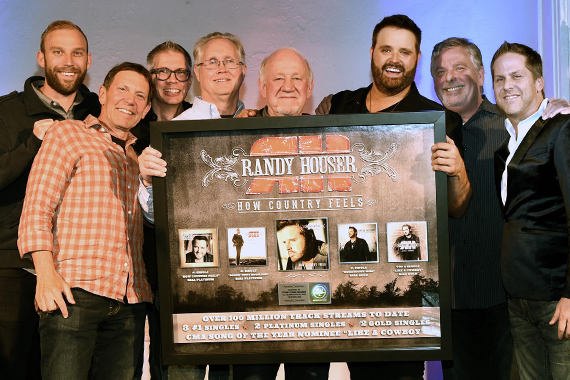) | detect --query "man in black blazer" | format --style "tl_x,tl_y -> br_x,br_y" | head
493,42 -> 570,380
